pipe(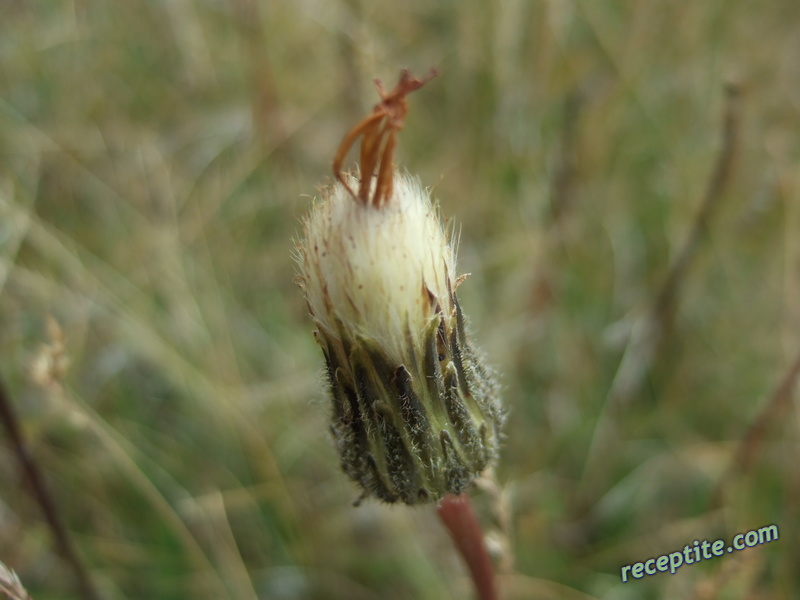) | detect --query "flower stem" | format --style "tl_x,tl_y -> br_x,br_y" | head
437,493 -> 497,600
